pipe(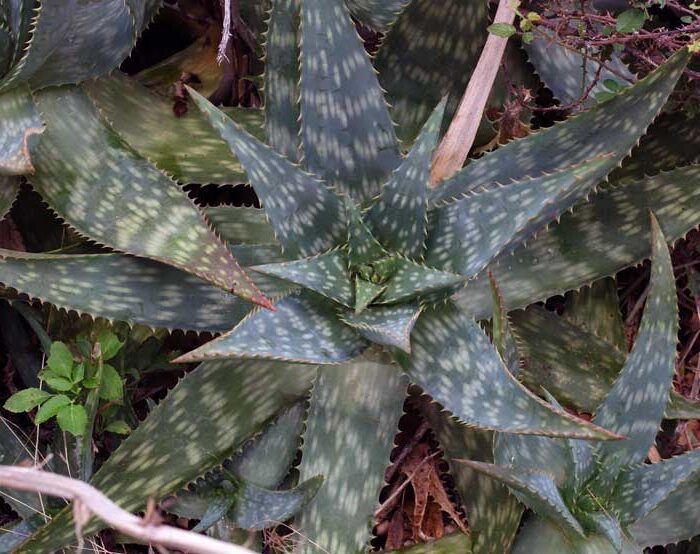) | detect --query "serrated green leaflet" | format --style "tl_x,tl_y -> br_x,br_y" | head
591,216 -> 677,477
629,479 -> 700,548
174,292 -> 369,364
2,0 -> 148,92
612,449 -> 700,525
0,176 -> 18,219
354,276 -> 384,313
0,86 -> 43,174
489,275 -> 519,375
299,0 -> 400,203
526,28 -> 635,108
379,258 -> 465,304
252,250 -> 354,307
563,278 -> 626,352
367,99 -> 445,259
187,85 -> 347,258
399,300 -> 618,438
84,73 -> 252,184
510,306 -> 698,419
432,48 -> 689,203
0,250 -> 253,332
17,359 -> 317,553
345,198 -> 385,268
419,399 -> 522,554
427,158 -> 611,277
29,86 -> 268,304
205,205 -> 276,245
345,0 -> 410,30
340,303 -> 421,352
456,460 -> 584,538
455,165 -> 700,320
296,356 -> 407,553
375,0 -> 488,144
387,533 -> 472,553
264,0 -> 300,161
